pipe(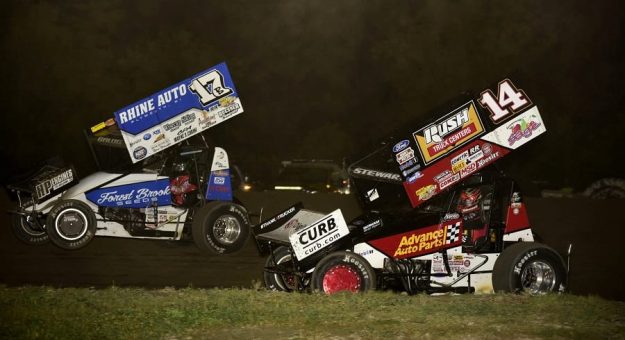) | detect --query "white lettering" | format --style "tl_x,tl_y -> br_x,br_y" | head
424,108 -> 470,144
118,99 -> 155,124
